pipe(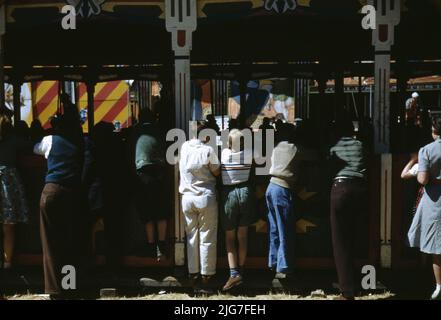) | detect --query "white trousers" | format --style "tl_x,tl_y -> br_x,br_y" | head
182,194 -> 218,276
